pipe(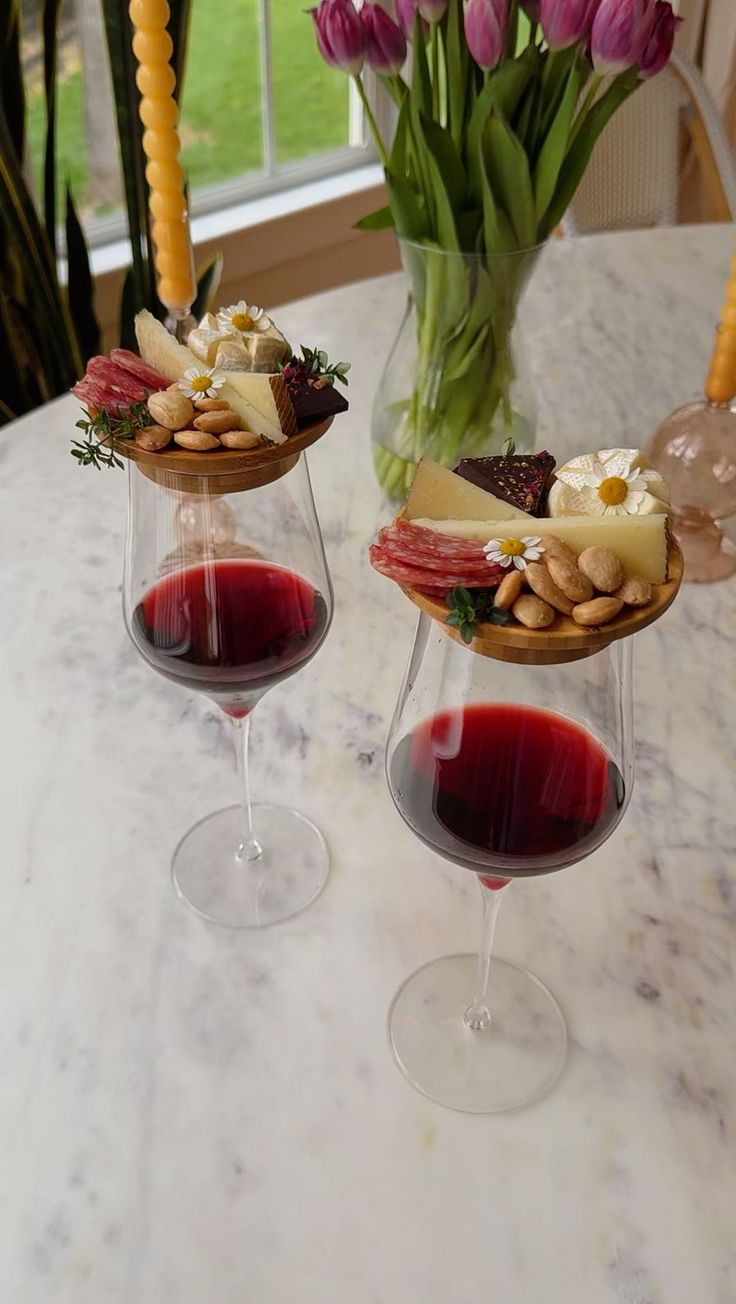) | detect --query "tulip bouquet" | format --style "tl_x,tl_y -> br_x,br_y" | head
310,0 -> 681,496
